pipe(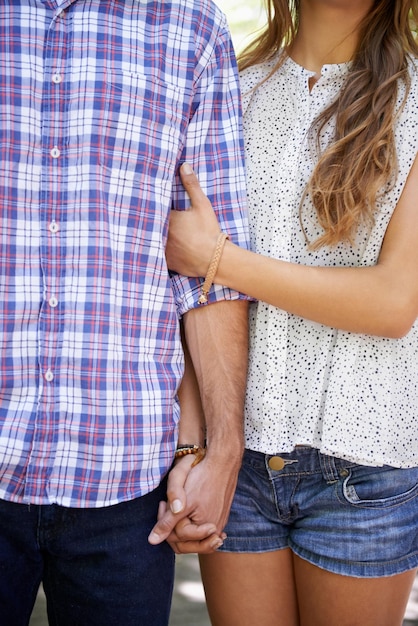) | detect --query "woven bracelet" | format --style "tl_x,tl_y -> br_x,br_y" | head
174,444 -> 206,467
198,232 -> 229,305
